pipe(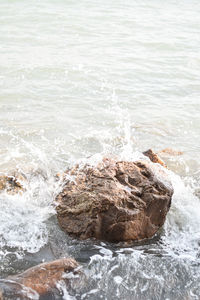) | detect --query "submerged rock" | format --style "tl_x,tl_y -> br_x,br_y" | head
0,175 -> 24,194
0,258 -> 82,299
158,147 -> 183,156
56,157 -> 173,242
